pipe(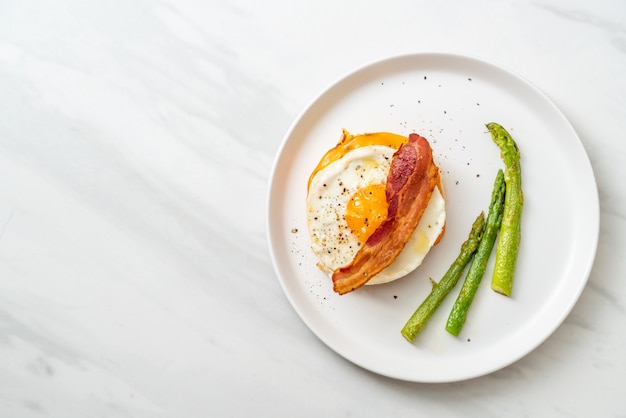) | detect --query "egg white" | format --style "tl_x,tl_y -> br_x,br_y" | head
307,144 -> 446,285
